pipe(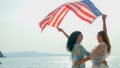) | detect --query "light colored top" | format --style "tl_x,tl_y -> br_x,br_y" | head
71,43 -> 90,68
90,42 -> 108,65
